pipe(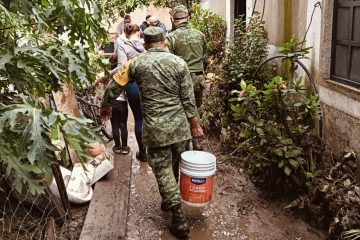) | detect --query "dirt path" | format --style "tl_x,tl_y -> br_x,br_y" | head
125,128 -> 325,240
